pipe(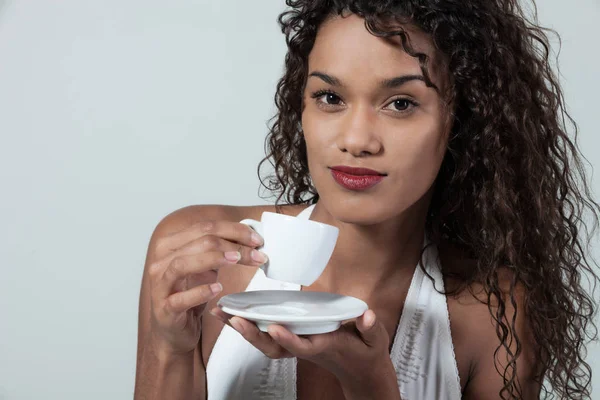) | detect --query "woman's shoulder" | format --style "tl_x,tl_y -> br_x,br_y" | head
158,202 -> 308,229
442,255 -> 539,397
